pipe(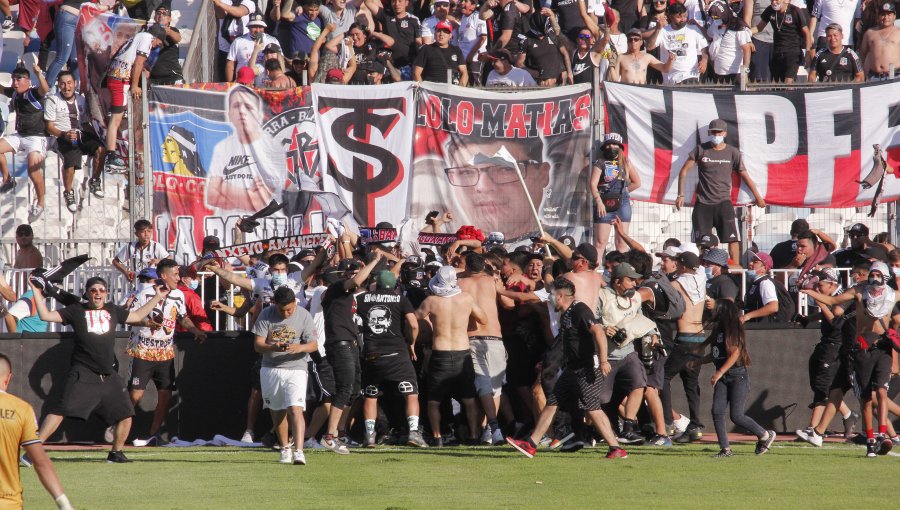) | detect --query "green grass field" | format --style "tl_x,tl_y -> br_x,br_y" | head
22,441 -> 897,509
